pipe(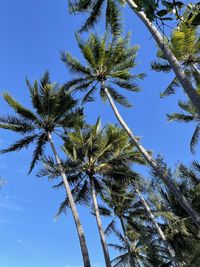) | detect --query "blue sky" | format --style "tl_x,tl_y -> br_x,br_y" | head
0,1 -> 198,267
